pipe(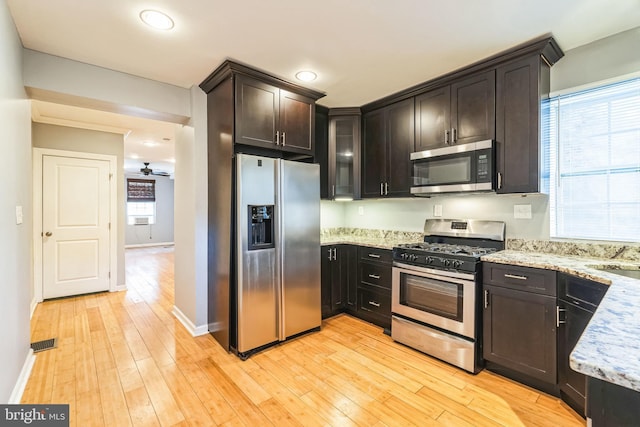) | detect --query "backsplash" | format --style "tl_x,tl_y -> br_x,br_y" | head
321,227 -> 422,242
507,239 -> 640,262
